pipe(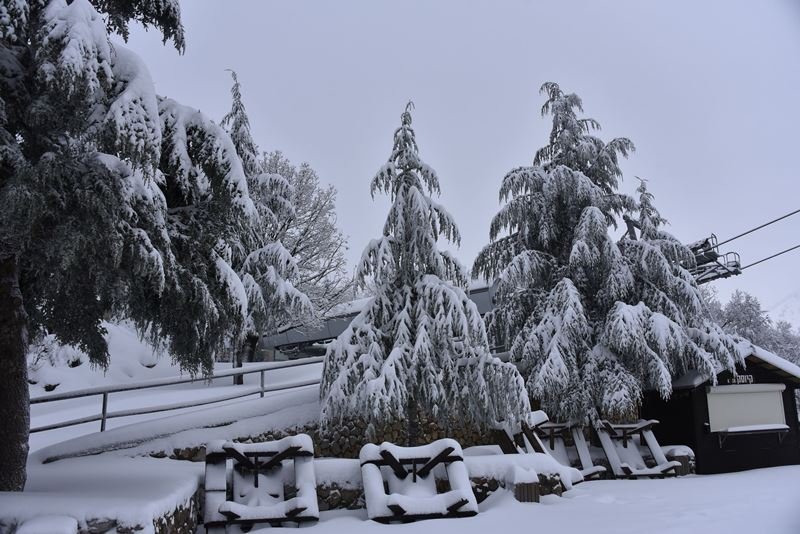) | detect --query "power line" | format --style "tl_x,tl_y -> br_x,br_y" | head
741,243 -> 800,270
716,207 -> 800,247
